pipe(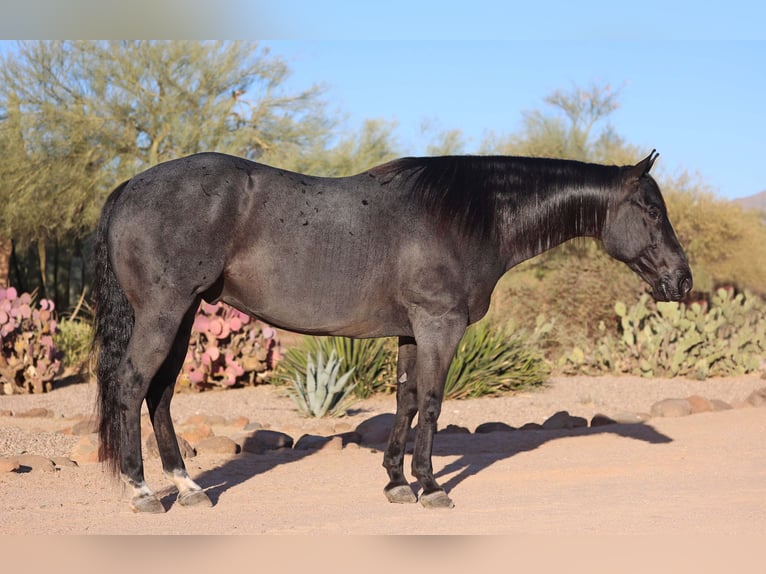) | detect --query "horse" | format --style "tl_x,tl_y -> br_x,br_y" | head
92,150 -> 692,513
